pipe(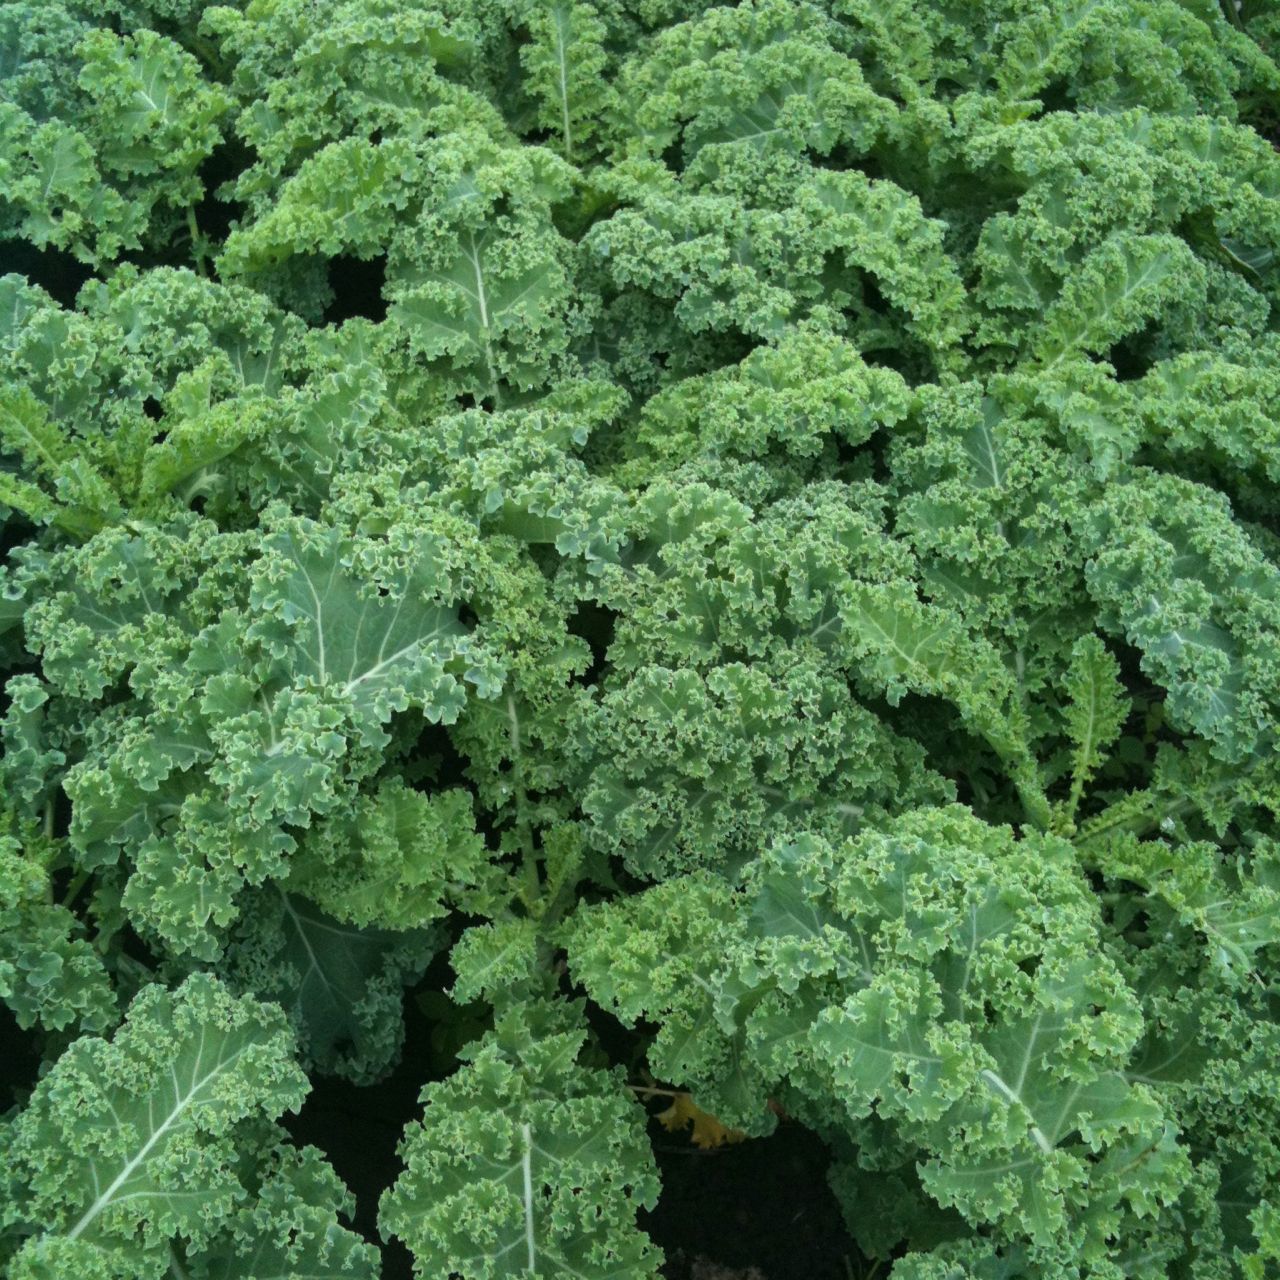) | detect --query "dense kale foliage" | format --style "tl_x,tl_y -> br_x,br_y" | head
3,1 -> 1280,1277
